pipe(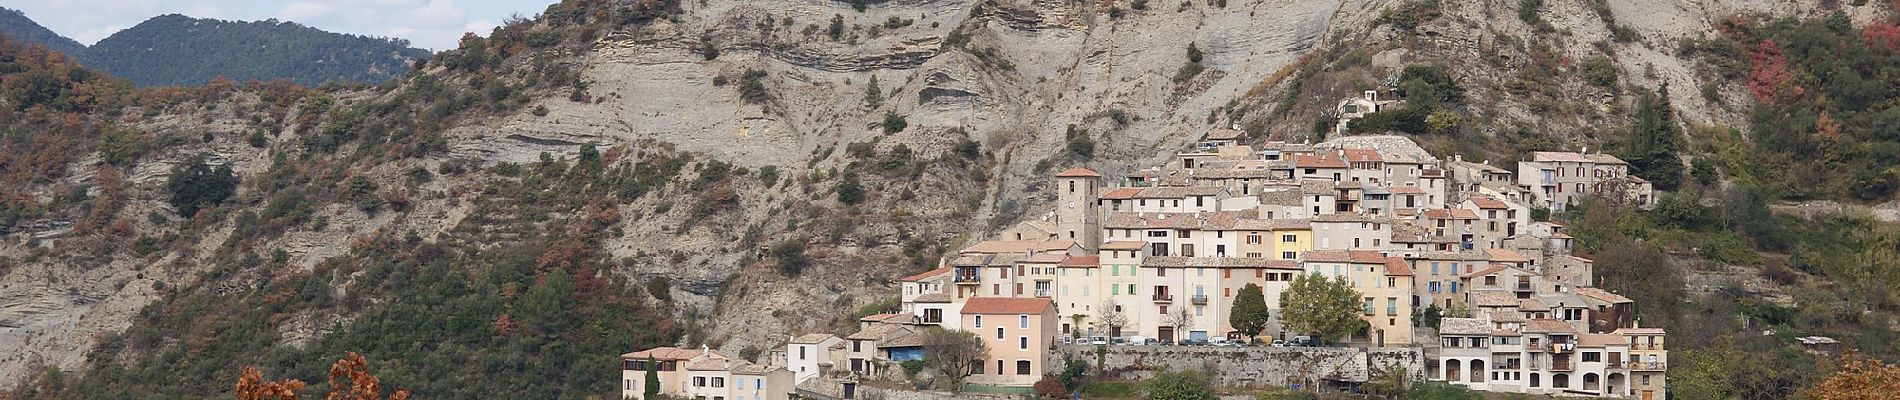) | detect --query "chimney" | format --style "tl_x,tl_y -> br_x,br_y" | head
701,344 -> 710,357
